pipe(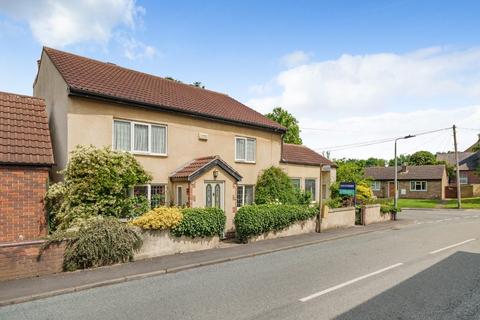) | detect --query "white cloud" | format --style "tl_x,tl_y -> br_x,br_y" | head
246,47 -> 480,159
248,47 -> 480,115
280,50 -> 311,68
301,105 -> 480,160
116,33 -> 156,60
0,0 -> 156,60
